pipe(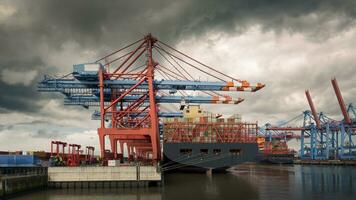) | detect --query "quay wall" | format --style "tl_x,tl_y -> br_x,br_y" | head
48,166 -> 162,188
0,167 -> 47,197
